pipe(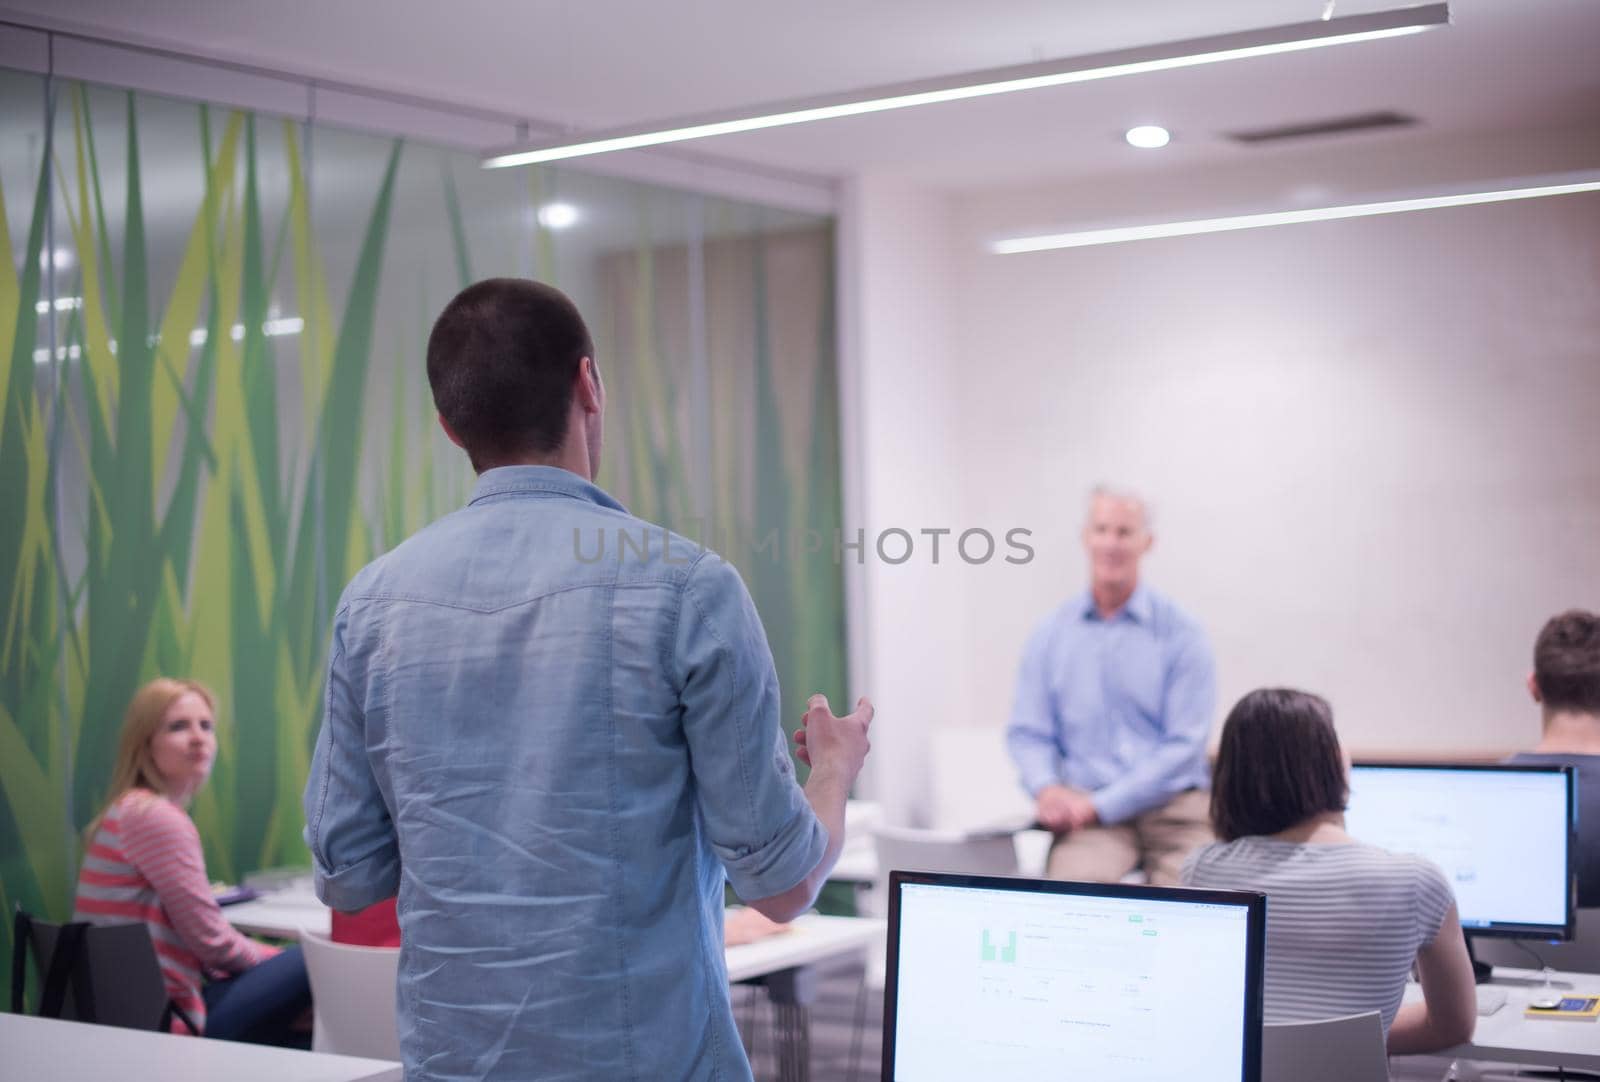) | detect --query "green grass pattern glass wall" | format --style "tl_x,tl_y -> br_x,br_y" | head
0,71 -> 846,963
